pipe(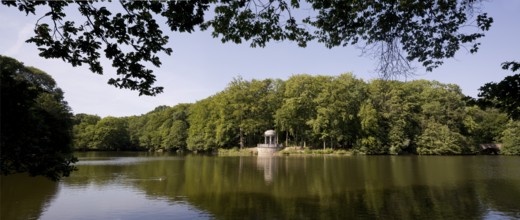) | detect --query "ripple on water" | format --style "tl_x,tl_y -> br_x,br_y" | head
75,156 -> 182,166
